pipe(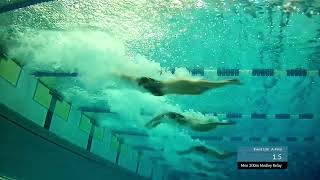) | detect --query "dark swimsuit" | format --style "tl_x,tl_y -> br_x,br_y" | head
137,77 -> 165,96
194,146 -> 209,154
165,112 -> 190,126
